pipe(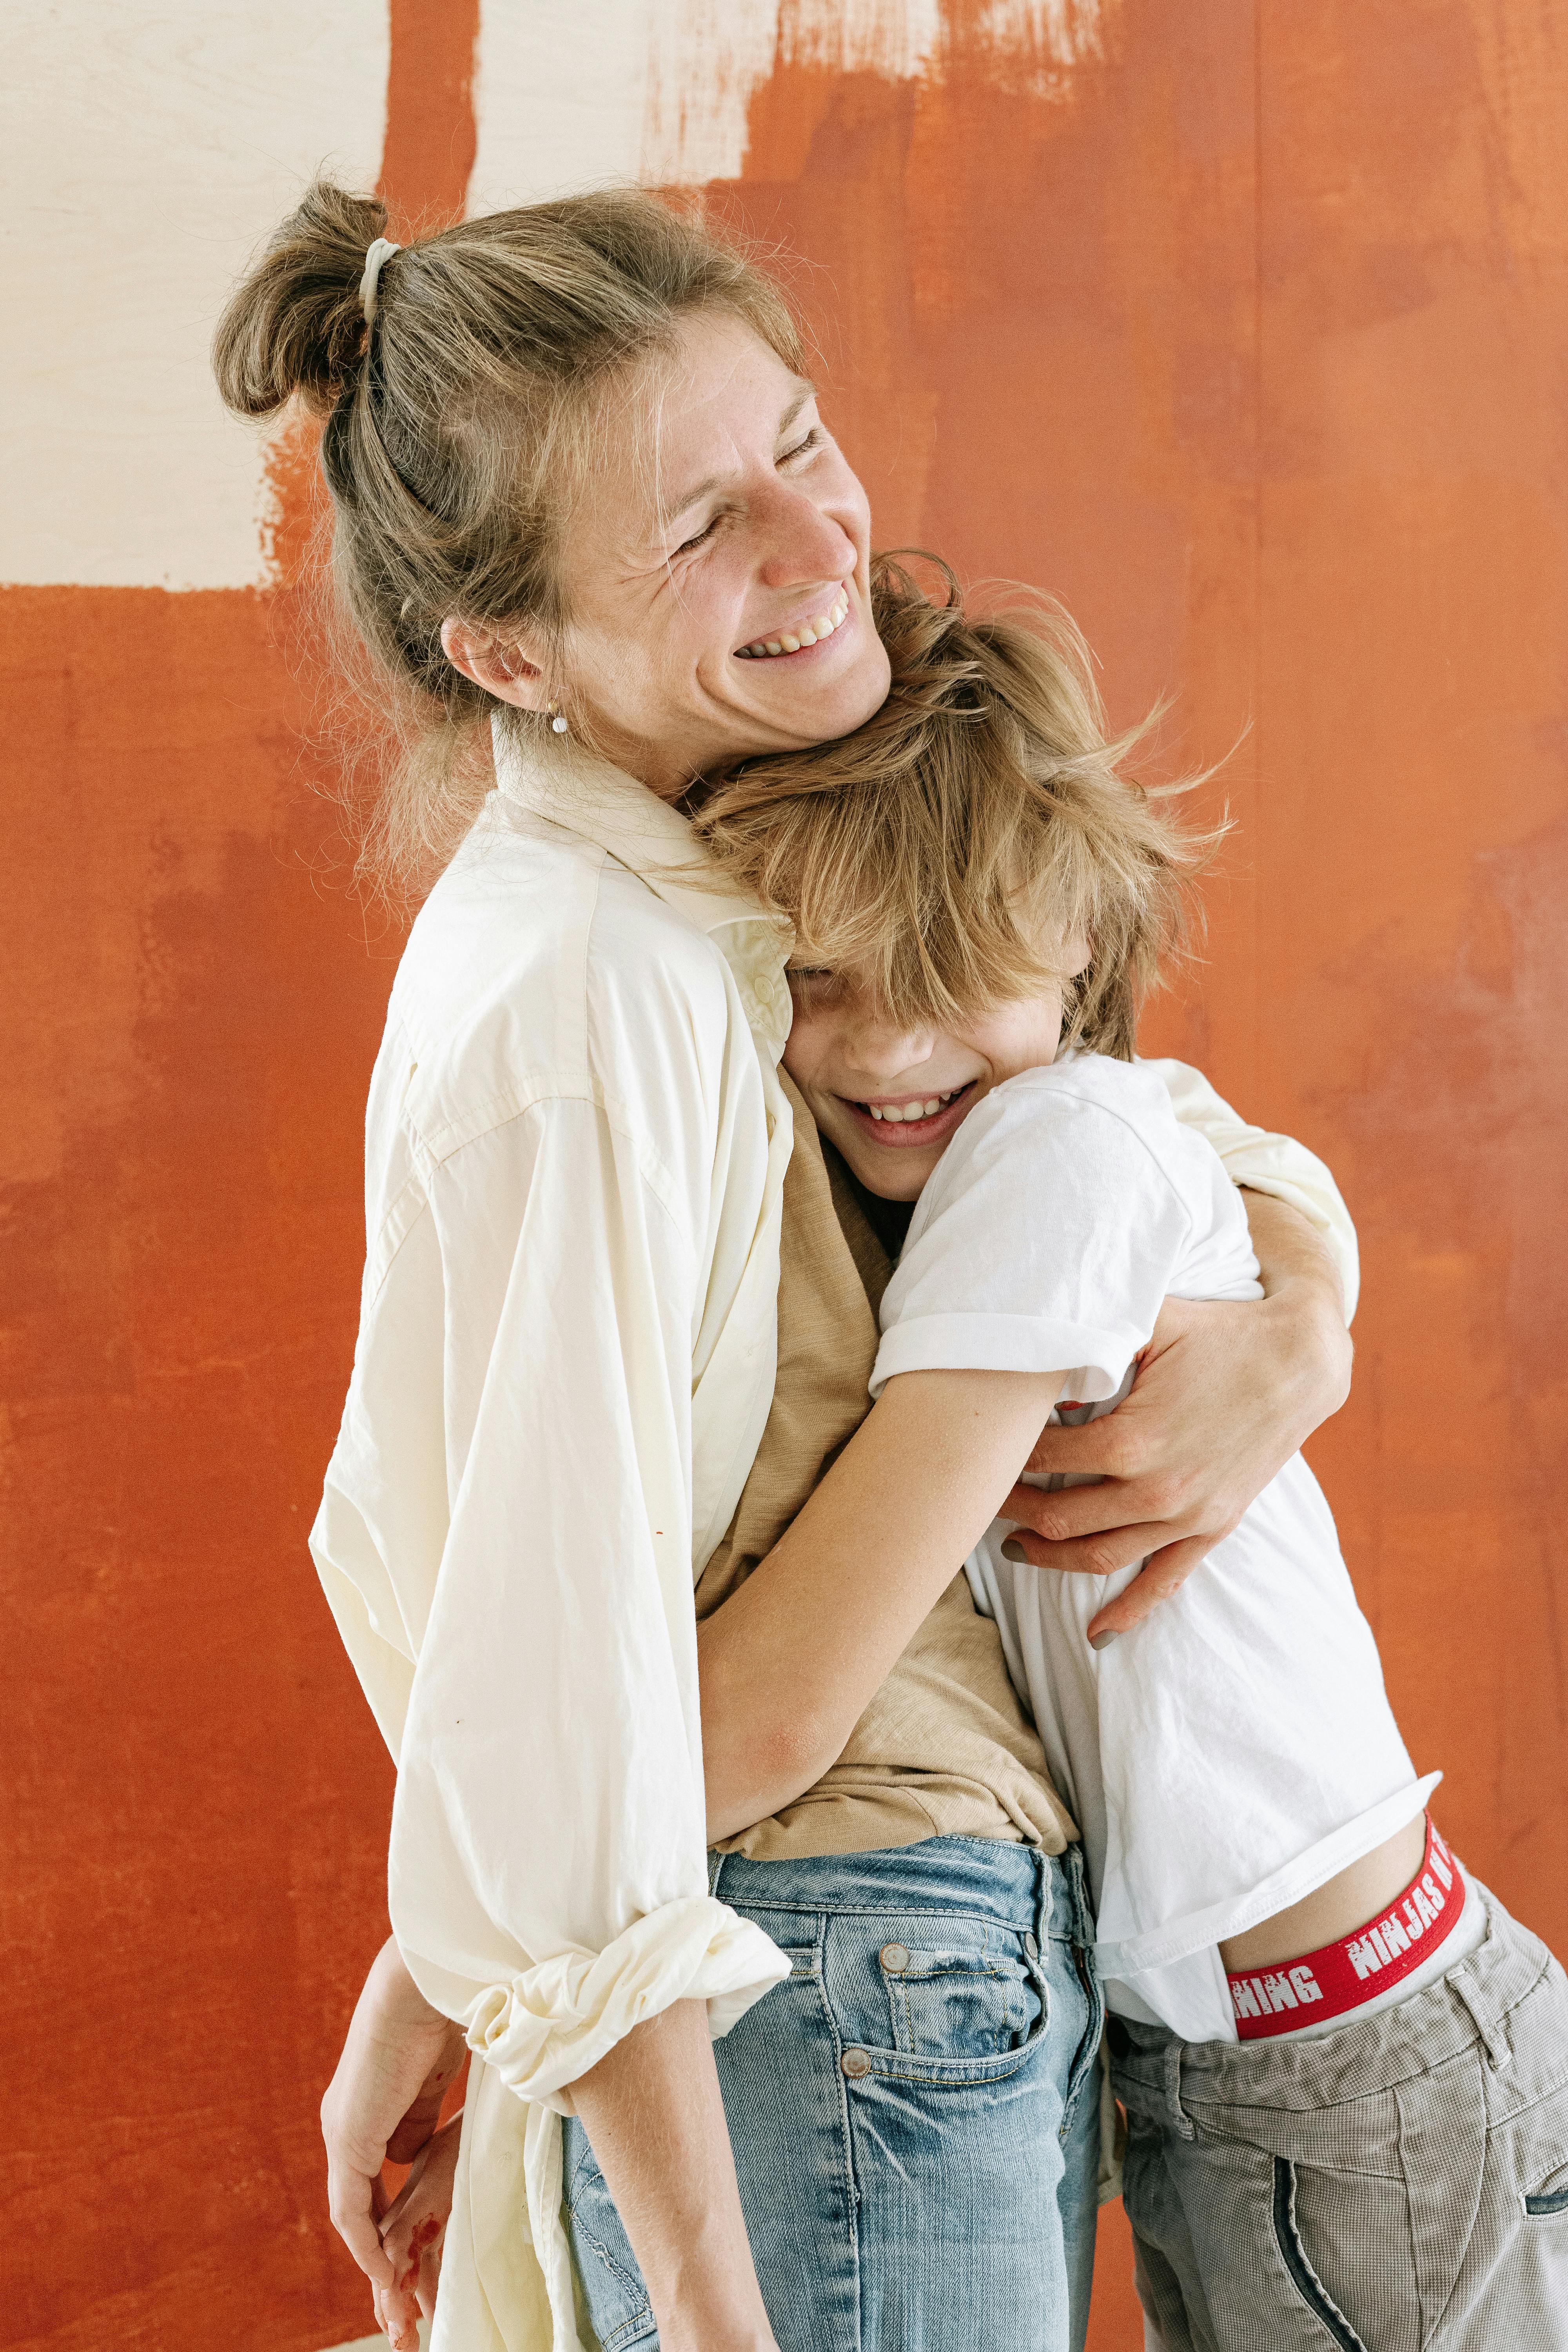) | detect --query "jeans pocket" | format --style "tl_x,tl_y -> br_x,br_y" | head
1272,2157 -> 1370,2352
561,2118 -> 657,2349
880,1925 -> 1044,2061
1525,2160 -> 1568,2217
